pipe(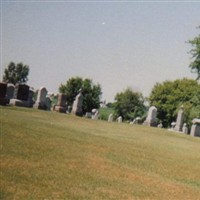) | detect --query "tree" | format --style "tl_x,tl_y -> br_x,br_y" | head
114,88 -> 146,121
149,78 -> 200,128
59,77 -> 102,114
188,27 -> 200,80
3,62 -> 30,85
